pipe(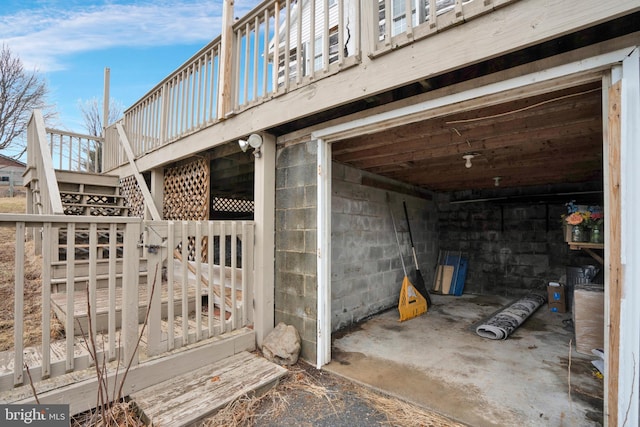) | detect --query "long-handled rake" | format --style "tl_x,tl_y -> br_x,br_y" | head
389,195 -> 427,321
